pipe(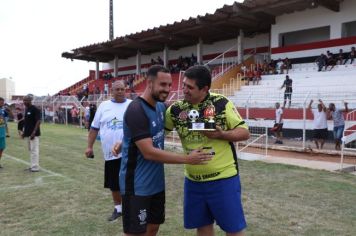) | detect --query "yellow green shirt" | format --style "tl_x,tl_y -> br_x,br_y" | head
165,93 -> 248,182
